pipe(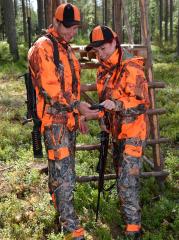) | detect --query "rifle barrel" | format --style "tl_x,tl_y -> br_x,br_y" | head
95,131 -> 109,221
96,191 -> 101,222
